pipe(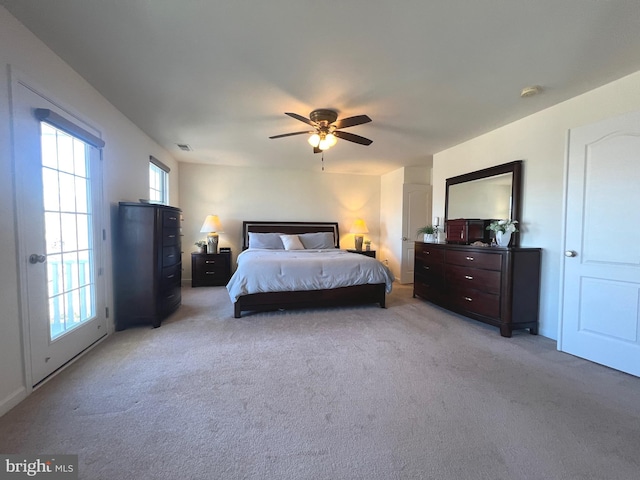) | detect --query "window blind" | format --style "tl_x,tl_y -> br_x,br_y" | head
34,108 -> 105,148
149,155 -> 170,173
